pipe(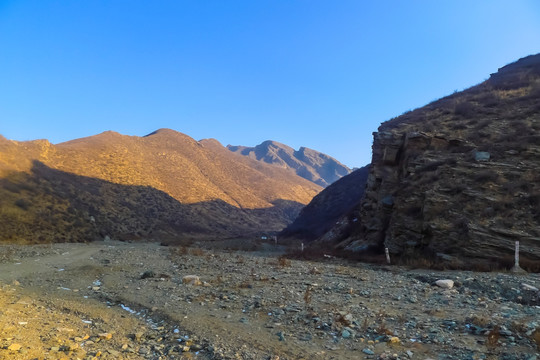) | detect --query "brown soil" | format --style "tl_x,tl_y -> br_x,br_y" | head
0,241 -> 539,360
